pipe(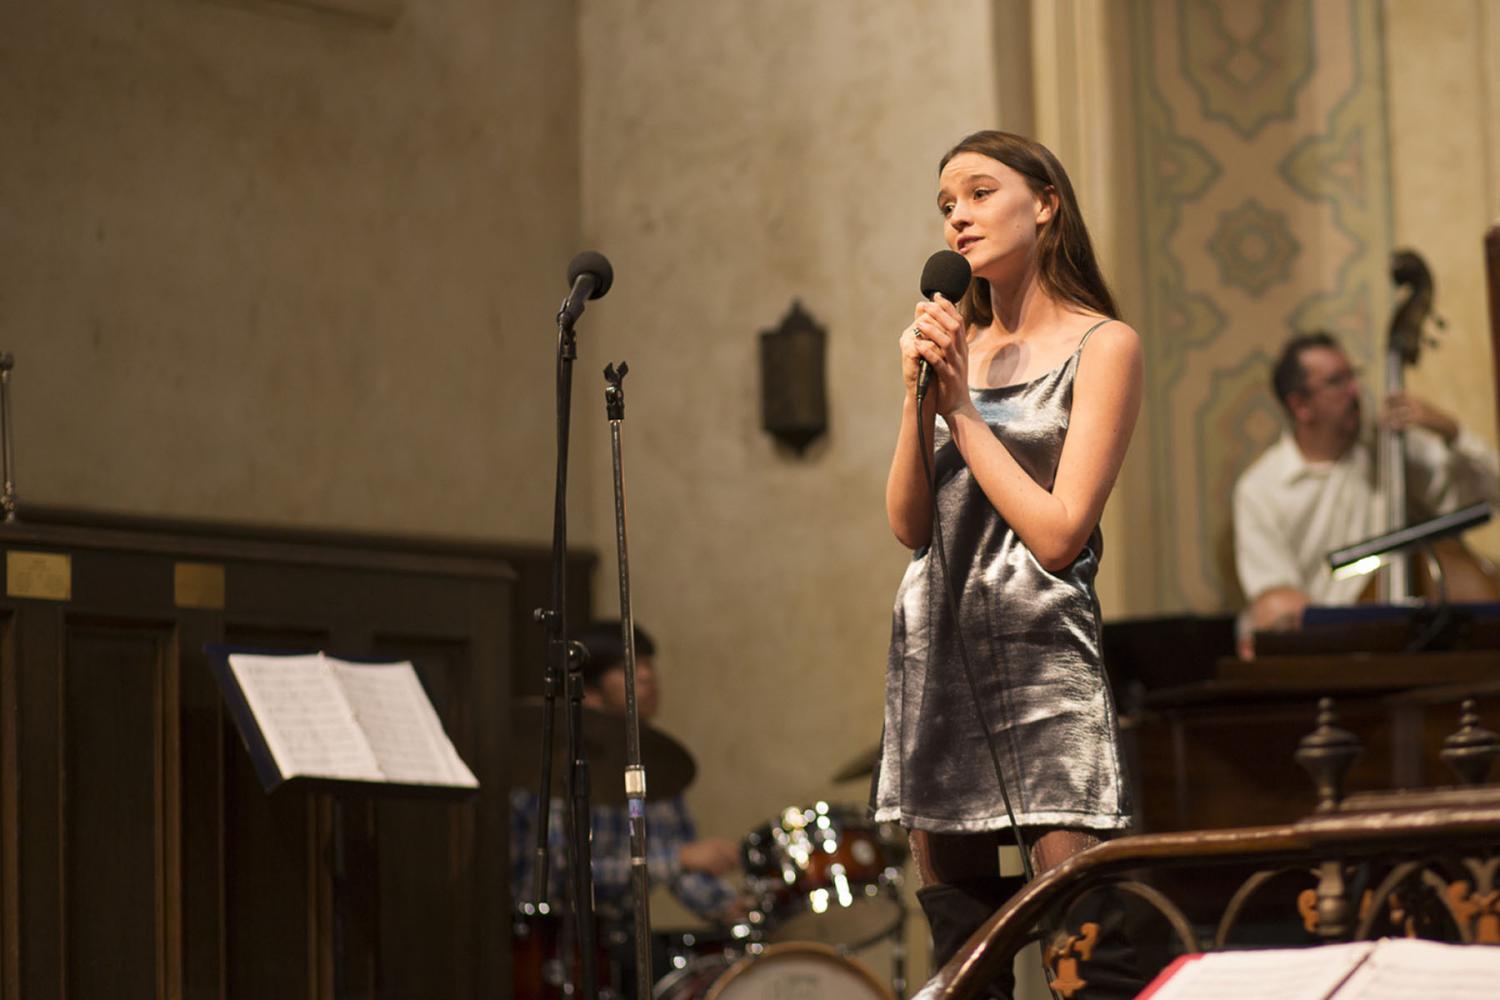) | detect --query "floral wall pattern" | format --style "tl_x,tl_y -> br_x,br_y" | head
1128,0 -> 1393,610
